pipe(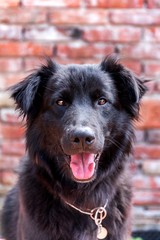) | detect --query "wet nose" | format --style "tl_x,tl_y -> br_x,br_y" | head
71,127 -> 95,147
